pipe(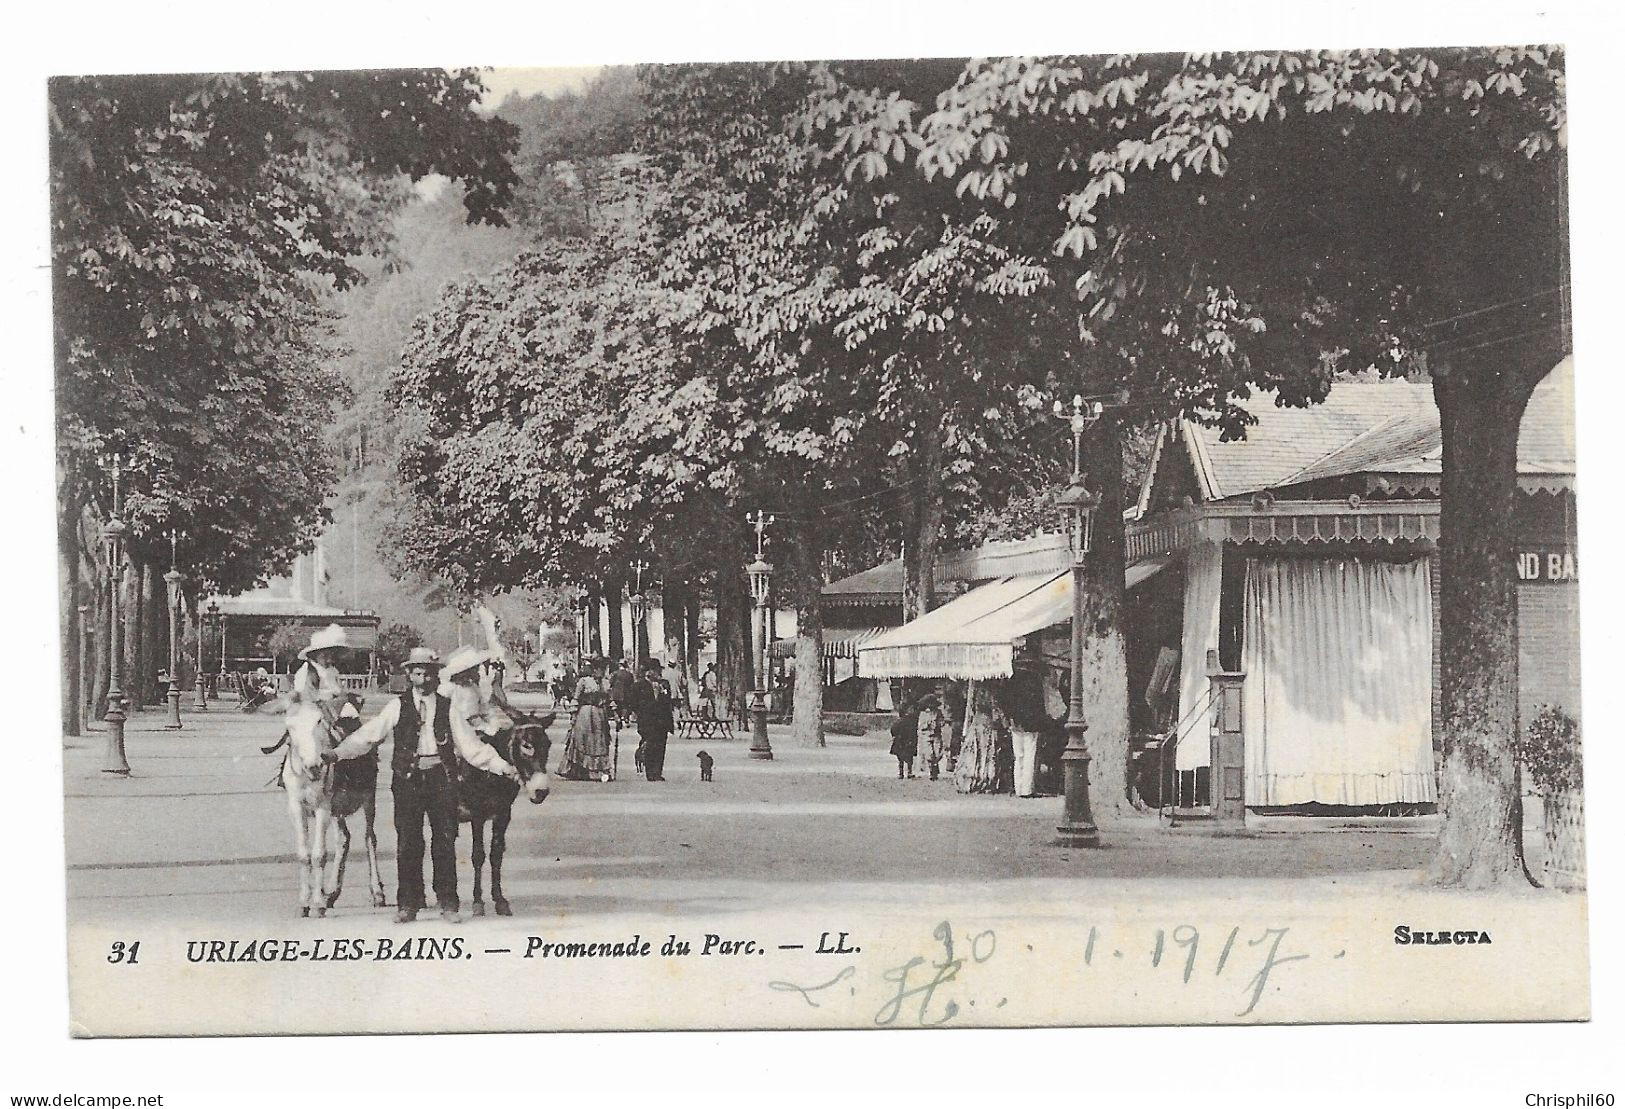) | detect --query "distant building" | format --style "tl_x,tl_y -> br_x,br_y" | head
206,540 -> 381,674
